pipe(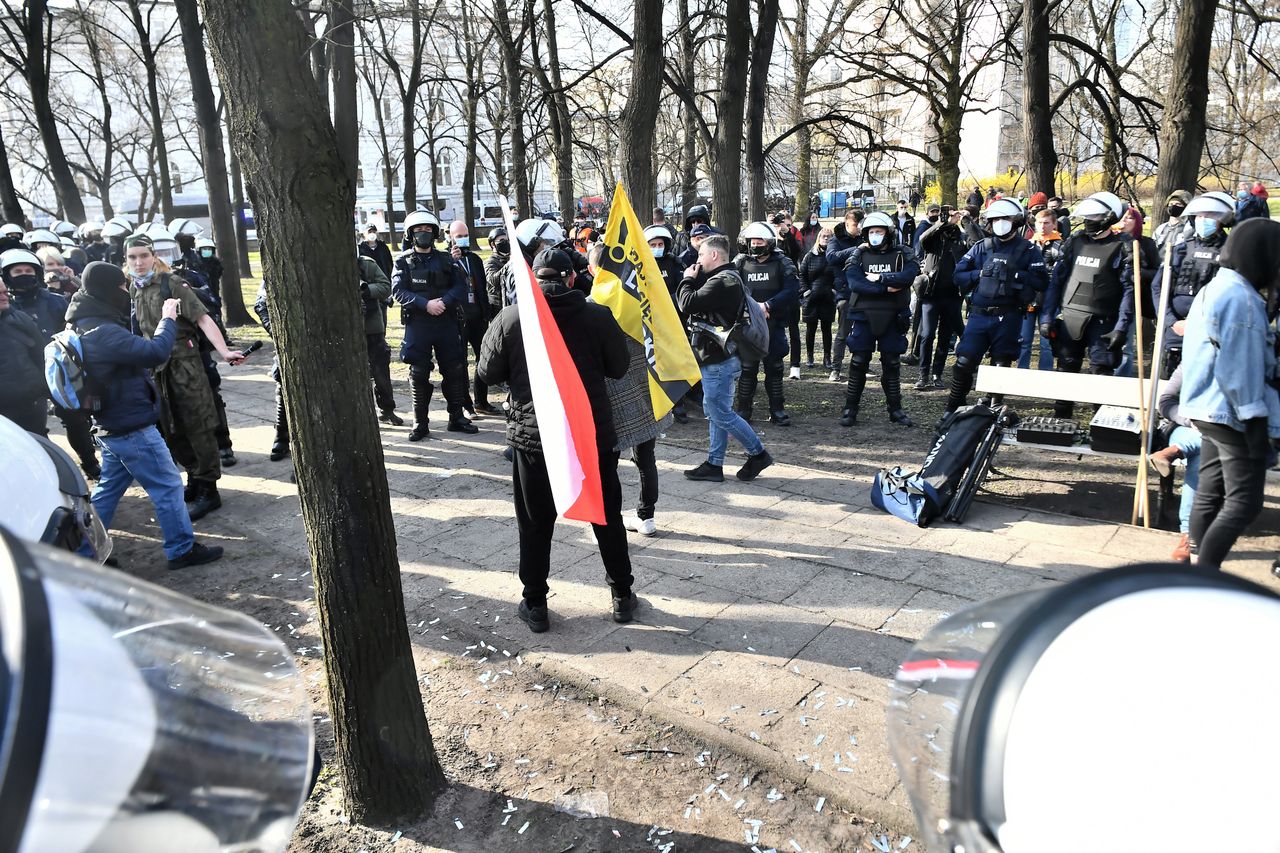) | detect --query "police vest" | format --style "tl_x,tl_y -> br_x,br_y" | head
1061,237 -> 1125,317
1171,237 -> 1222,320
398,251 -> 453,301
974,237 -> 1036,309
849,245 -> 911,316
737,253 -> 786,303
